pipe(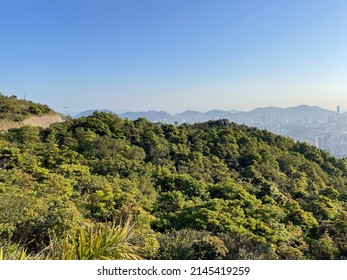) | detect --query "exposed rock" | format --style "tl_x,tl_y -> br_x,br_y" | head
0,113 -> 63,131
